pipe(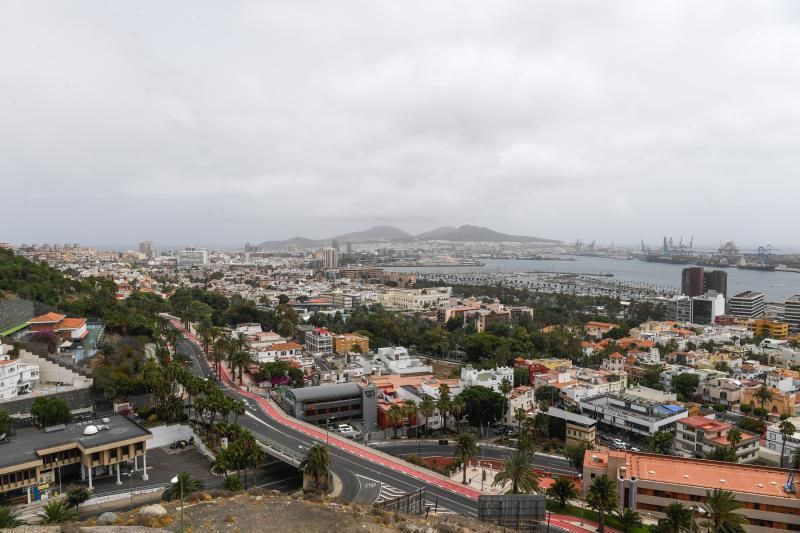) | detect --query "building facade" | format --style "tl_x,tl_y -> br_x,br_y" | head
728,291 -> 766,319
305,328 -> 333,355
674,416 -> 759,463
785,295 -> 800,332
333,333 -> 369,354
